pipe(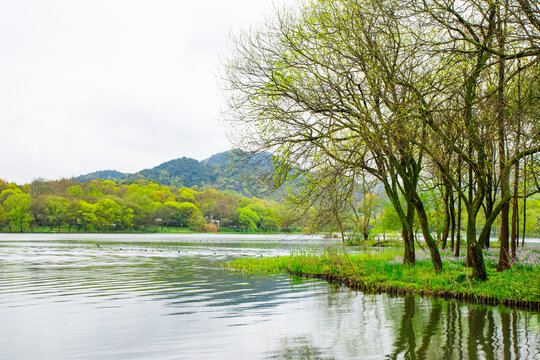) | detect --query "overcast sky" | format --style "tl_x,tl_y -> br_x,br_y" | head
0,0 -> 288,184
